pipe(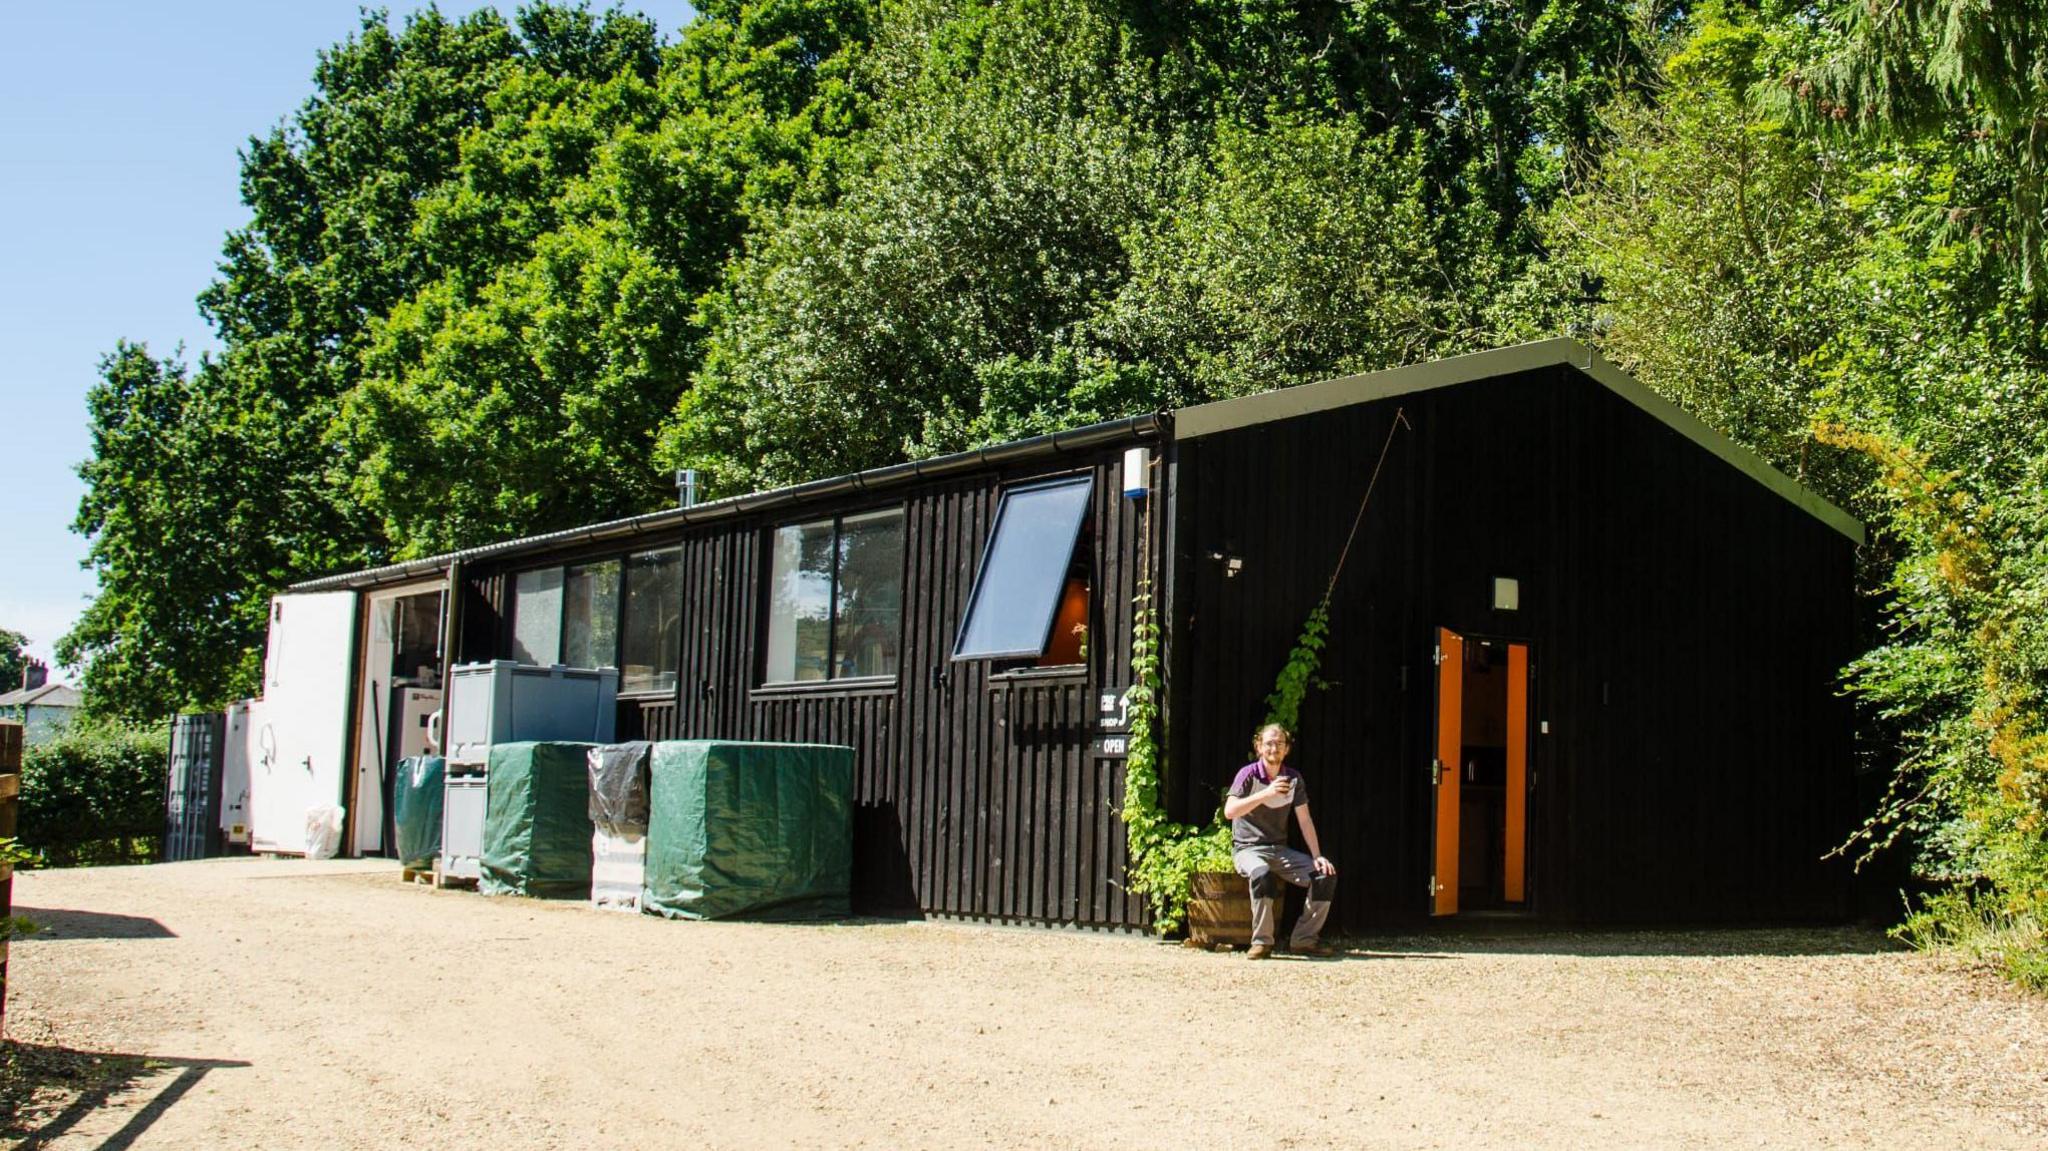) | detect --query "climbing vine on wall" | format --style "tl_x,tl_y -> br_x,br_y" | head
1118,583 -> 1232,933
1119,583 -> 1333,933
1119,411 -> 1406,934
1263,595 -> 1331,733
